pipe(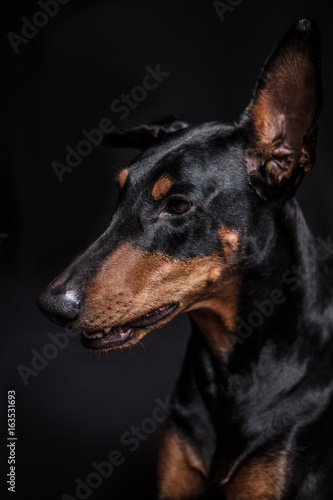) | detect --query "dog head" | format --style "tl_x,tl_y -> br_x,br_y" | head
38,18 -> 322,353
